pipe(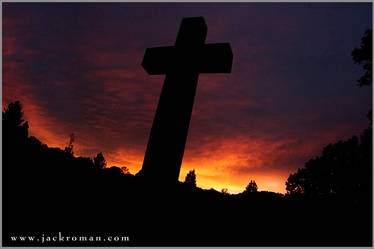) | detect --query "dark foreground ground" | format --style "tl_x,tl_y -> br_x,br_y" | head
3,181 -> 372,246
3,153 -> 372,246
3,108 -> 372,246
